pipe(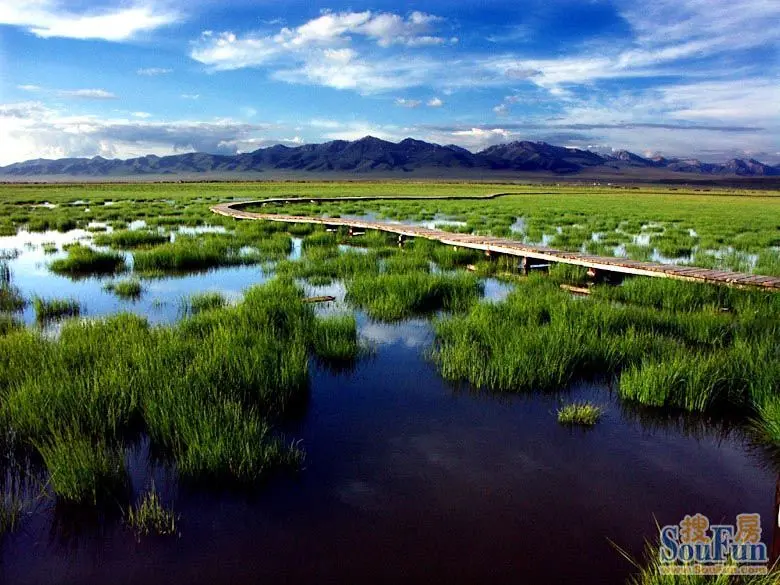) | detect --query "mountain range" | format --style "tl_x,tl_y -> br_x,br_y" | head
2,137 -> 778,178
